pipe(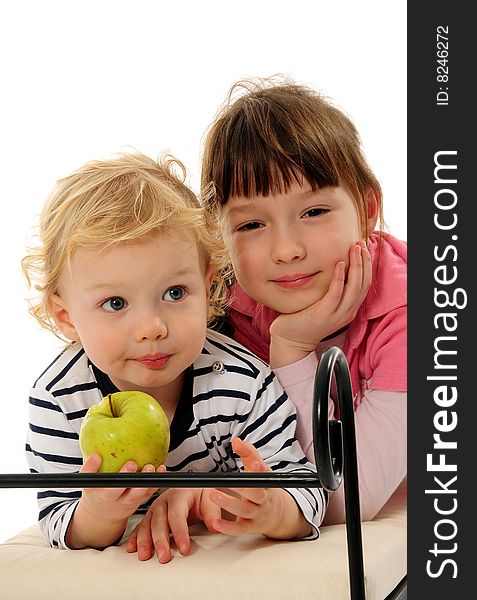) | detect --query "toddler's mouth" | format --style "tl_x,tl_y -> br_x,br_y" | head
135,354 -> 172,369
